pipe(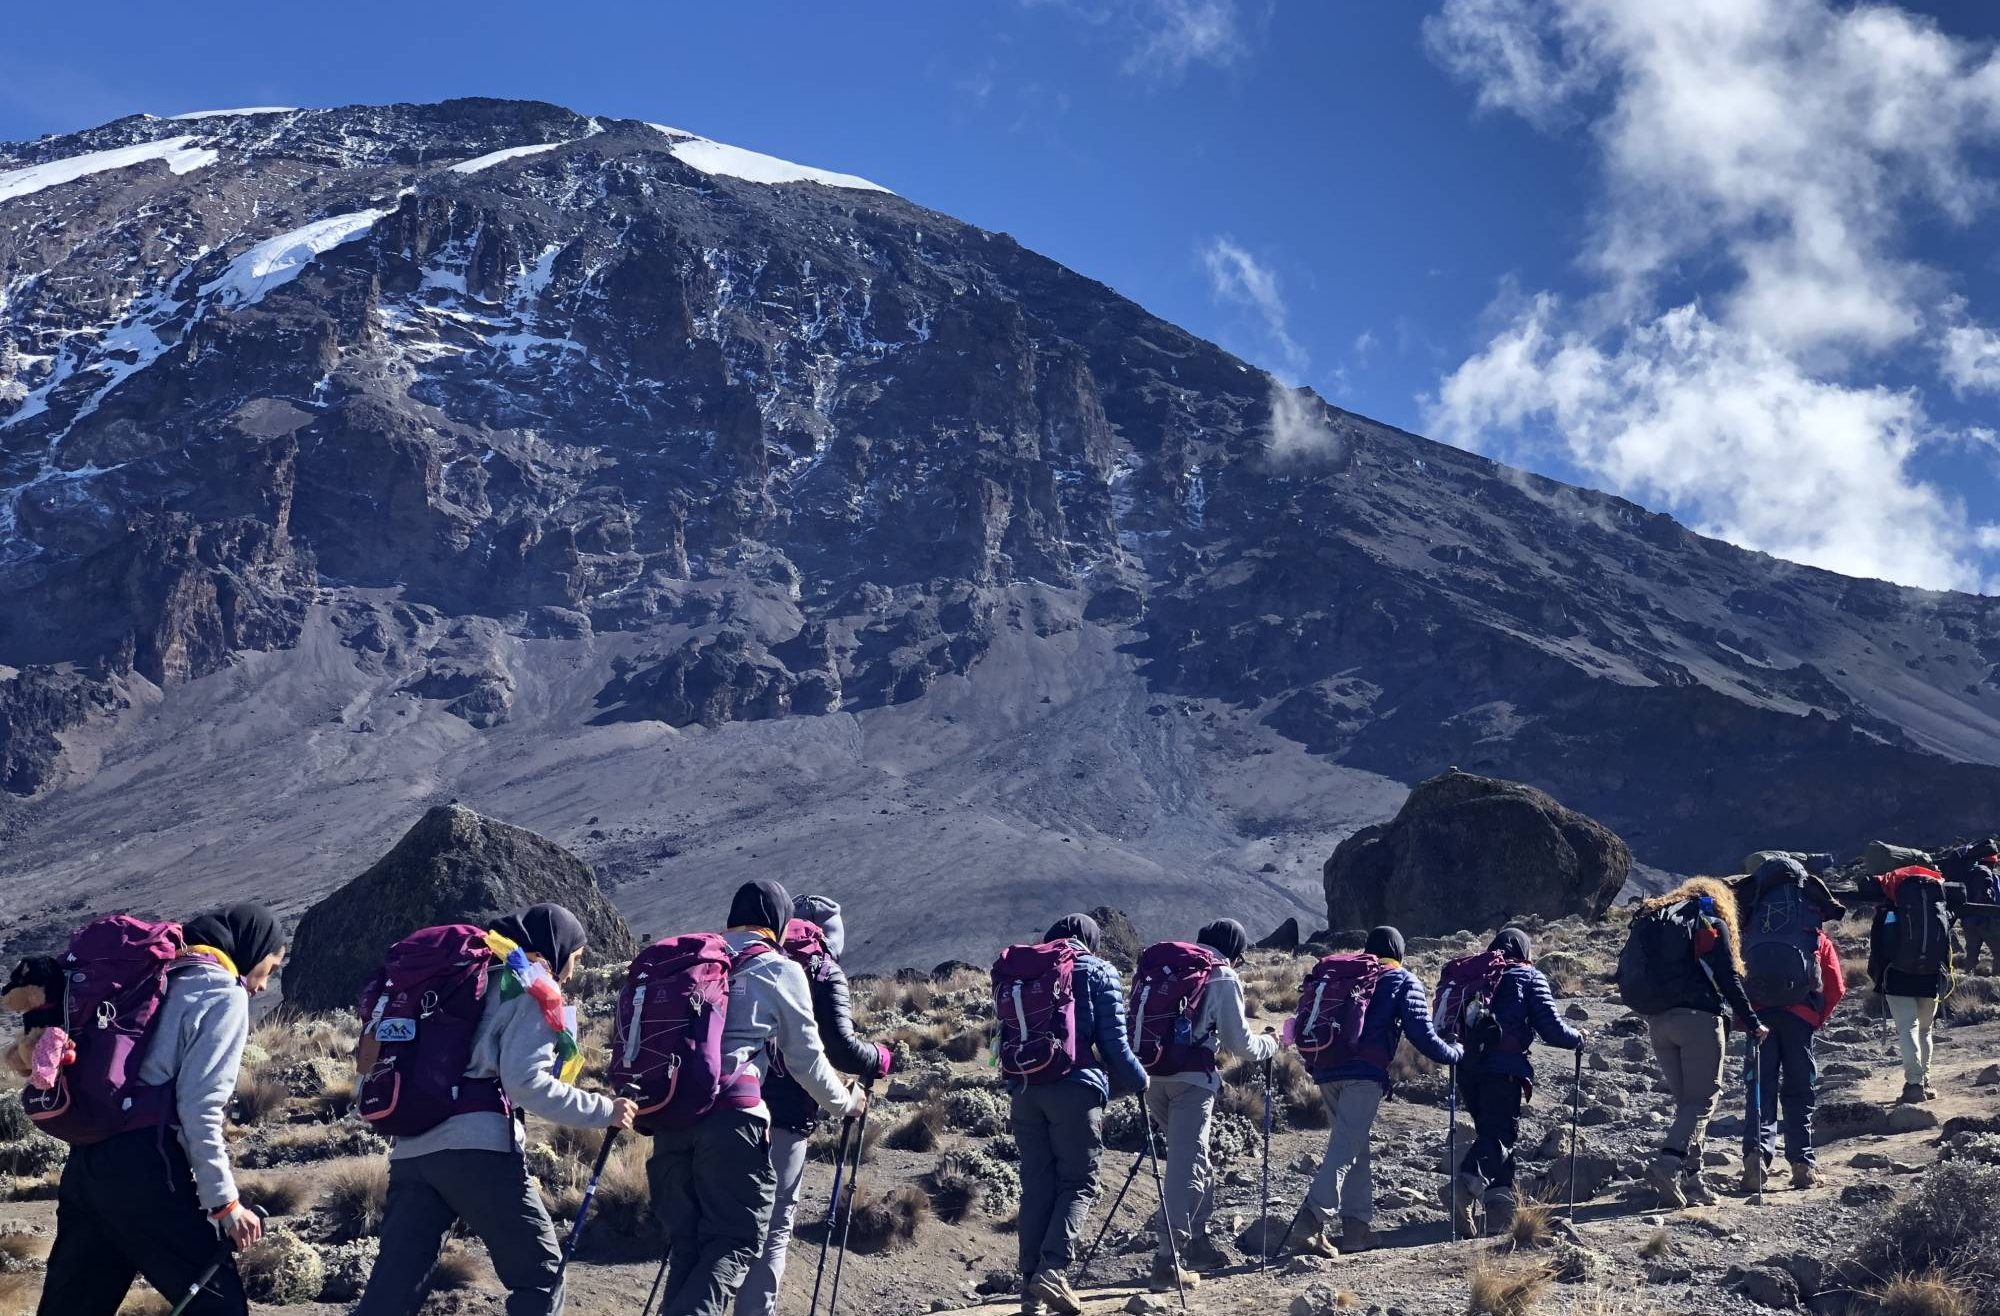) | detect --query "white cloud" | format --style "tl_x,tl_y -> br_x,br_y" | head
1200,236 -> 1305,378
1422,0 -> 2000,591
1124,0 -> 1248,79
